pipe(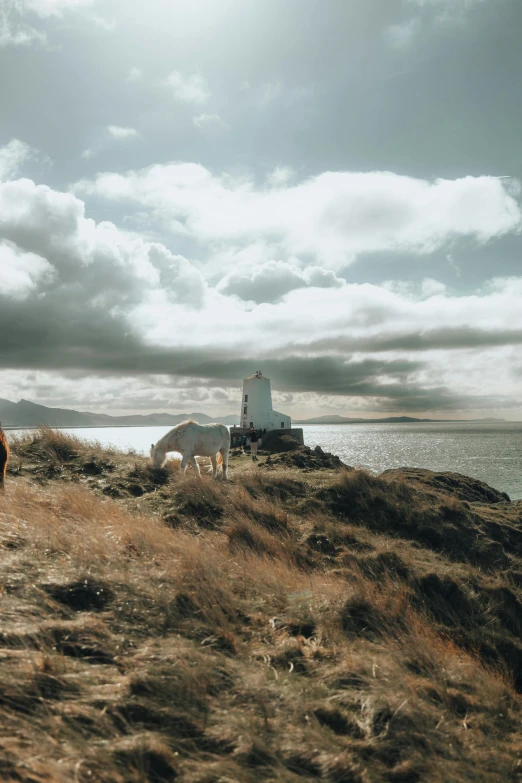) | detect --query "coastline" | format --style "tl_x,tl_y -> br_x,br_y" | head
5,418 -> 518,430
